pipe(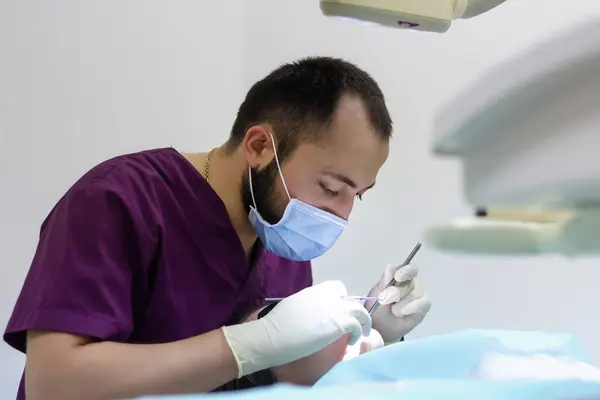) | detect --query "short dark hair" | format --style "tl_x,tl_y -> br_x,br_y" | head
226,56 -> 393,161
